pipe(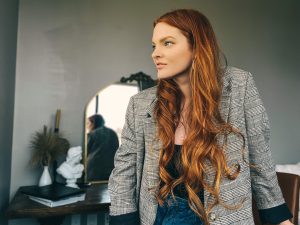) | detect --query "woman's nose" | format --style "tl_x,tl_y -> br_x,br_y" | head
151,46 -> 162,59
